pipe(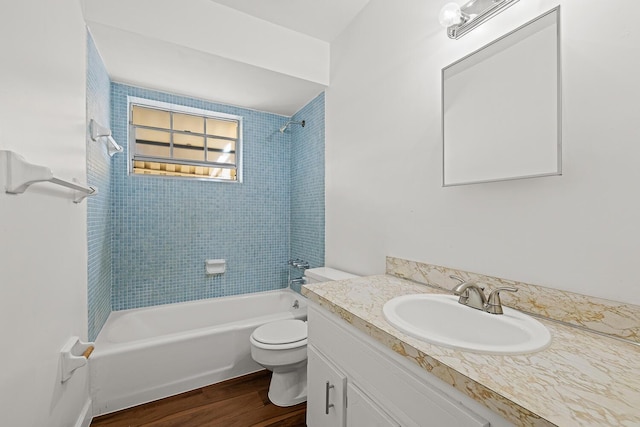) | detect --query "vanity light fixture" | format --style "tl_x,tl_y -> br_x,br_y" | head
439,0 -> 519,39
